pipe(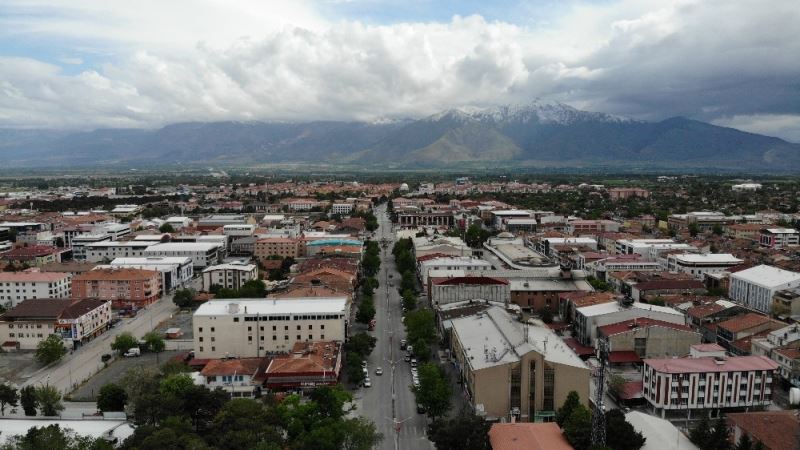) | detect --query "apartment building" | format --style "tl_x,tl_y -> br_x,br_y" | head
729,265 -> 800,314
142,242 -> 222,268
192,298 -> 349,359
0,298 -> 111,350
447,306 -> 590,422
609,187 -> 650,200
418,257 -> 493,288
574,301 -> 686,346
0,227 -> 11,252
202,263 -> 259,291
429,276 -> 510,309
71,268 -> 161,309
84,241 -> 152,262
598,318 -> 701,360
715,313 -> 783,354
759,228 -> 800,249
642,355 -> 778,416
1,245 -> 64,267
331,203 -> 353,215
109,256 -> 193,292
0,271 -> 71,308
615,239 -> 696,259
255,237 -> 304,260
263,340 -> 342,390
666,253 -> 743,279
